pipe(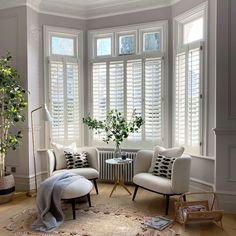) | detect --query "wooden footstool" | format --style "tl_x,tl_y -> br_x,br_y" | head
61,177 -> 93,219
